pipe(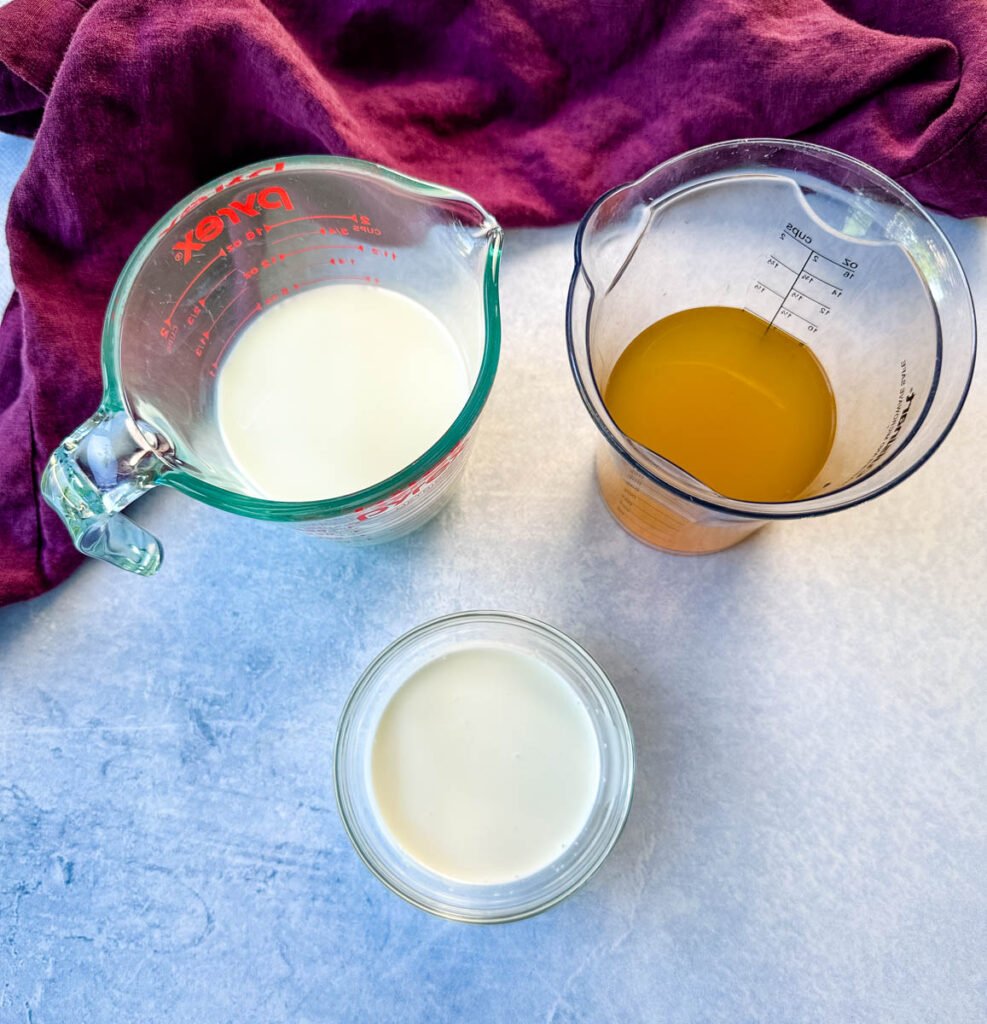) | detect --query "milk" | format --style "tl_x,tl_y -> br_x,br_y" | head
370,646 -> 601,885
217,284 -> 470,501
